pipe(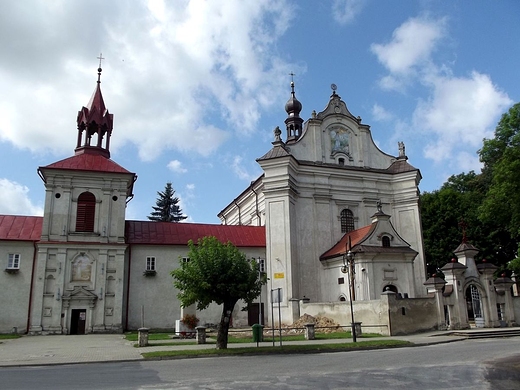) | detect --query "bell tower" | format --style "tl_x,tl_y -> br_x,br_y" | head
31,58 -> 136,335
